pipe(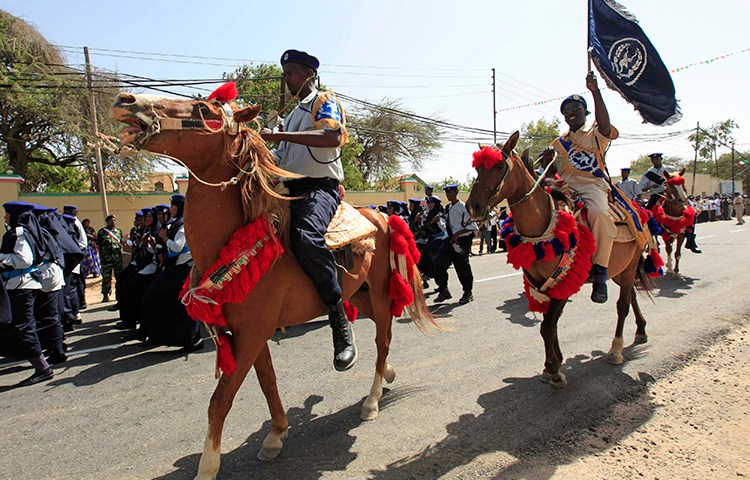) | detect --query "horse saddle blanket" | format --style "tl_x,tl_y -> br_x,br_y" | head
325,202 -> 377,251
550,185 -> 647,248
